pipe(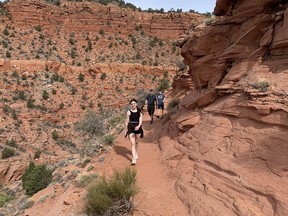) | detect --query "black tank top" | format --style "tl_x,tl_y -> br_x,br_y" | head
129,109 -> 140,123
